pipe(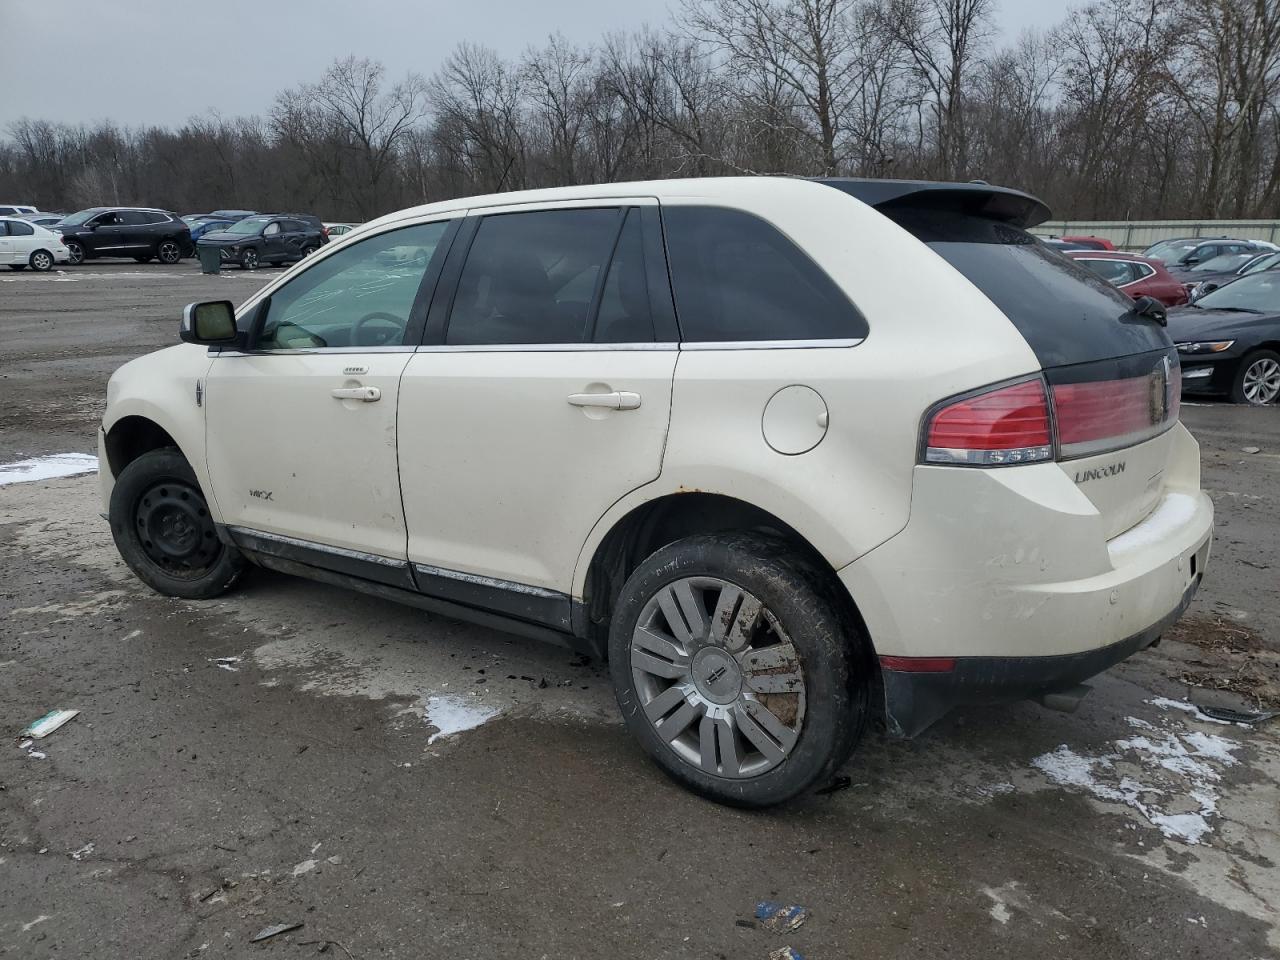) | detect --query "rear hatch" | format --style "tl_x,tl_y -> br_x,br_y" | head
890,205 -> 1180,540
